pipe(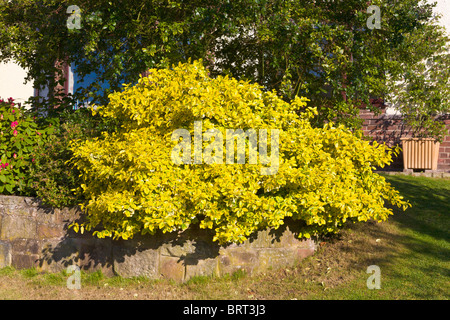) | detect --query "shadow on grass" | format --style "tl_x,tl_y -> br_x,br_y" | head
314,175 -> 450,297
347,175 -> 450,295
383,175 -> 450,242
